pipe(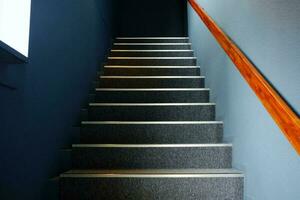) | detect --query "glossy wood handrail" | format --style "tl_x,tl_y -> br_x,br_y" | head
188,0 -> 300,154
